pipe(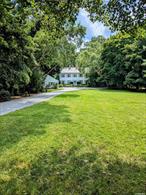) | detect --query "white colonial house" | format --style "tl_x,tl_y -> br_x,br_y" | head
59,67 -> 88,85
